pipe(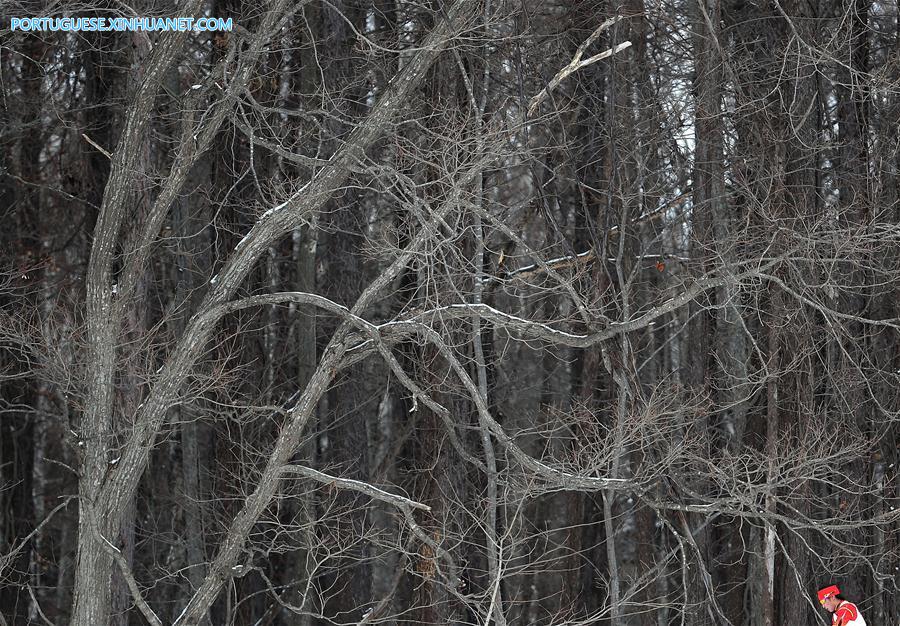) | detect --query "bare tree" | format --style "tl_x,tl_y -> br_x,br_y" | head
1,0 -> 897,625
